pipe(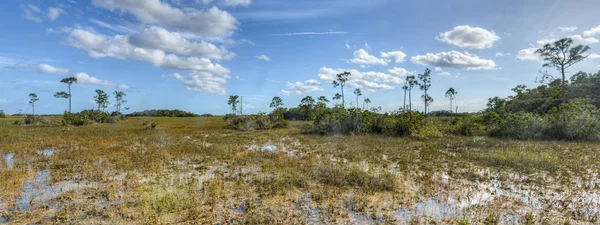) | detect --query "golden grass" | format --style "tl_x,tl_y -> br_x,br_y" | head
0,116 -> 599,224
